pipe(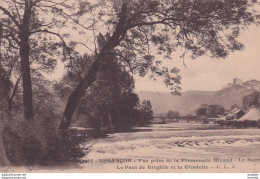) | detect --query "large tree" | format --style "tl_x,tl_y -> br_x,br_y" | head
55,52 -> 141,133
0,0 -> 259,129
0,0 -> 86,120
60,0 -> 260,129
